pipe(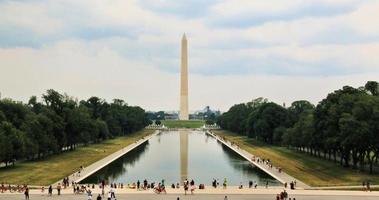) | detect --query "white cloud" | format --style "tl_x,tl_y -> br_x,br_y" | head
1,40 -> 378,111
0,1 -> 64,35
